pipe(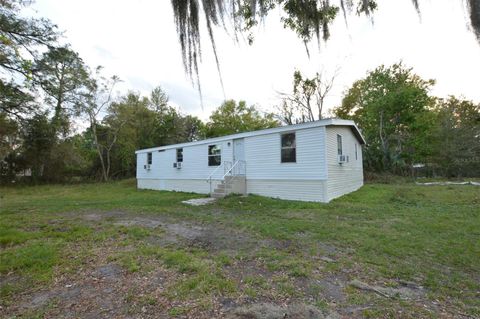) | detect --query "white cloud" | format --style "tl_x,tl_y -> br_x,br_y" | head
30,0 -> 480,121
